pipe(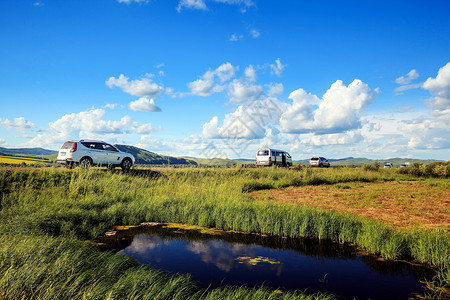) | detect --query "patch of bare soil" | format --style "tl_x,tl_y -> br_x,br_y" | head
251,181 -> 450,230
